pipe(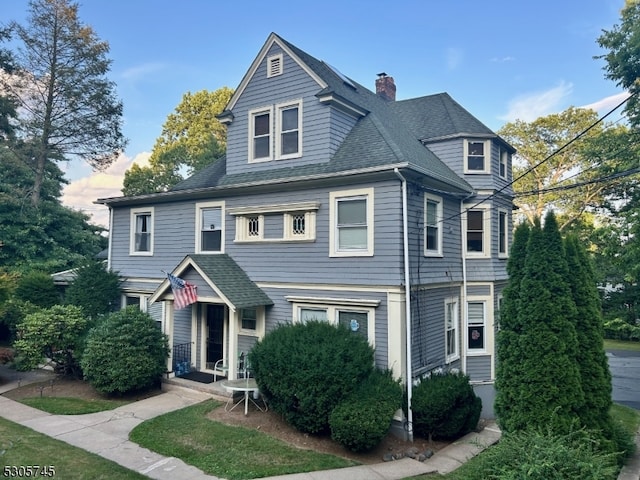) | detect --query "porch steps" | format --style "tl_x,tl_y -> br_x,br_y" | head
162,376 -> 231,401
